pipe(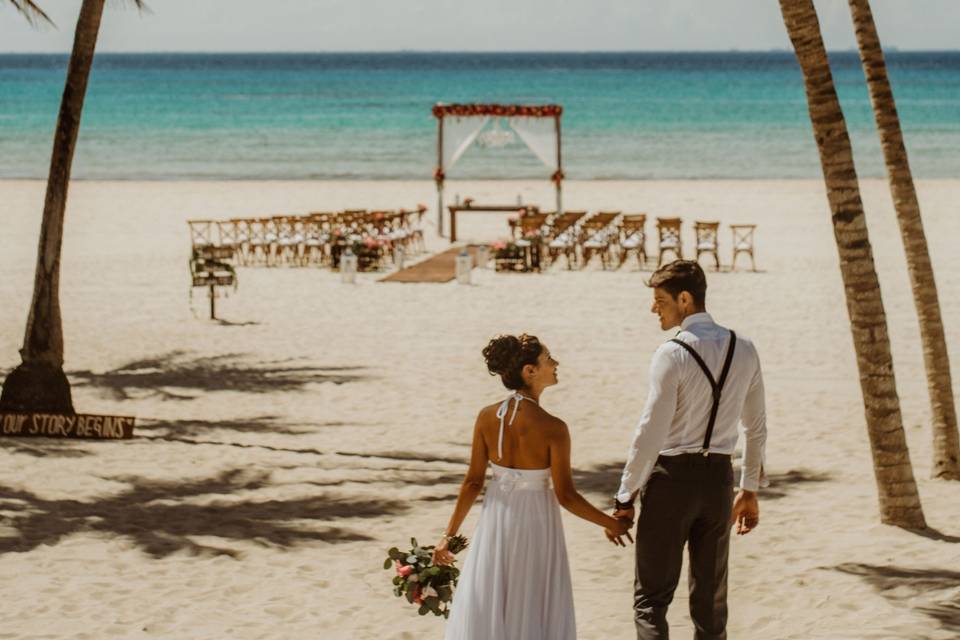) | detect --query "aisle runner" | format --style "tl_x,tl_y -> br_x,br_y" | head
380,247 -> 478,283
